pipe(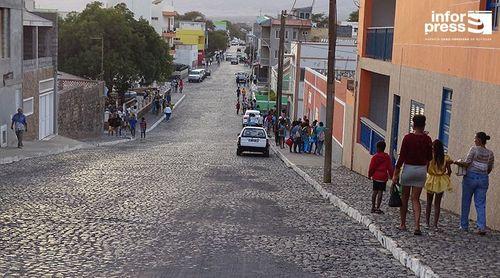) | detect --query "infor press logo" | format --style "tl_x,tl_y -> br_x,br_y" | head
424,11 -> 493,35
